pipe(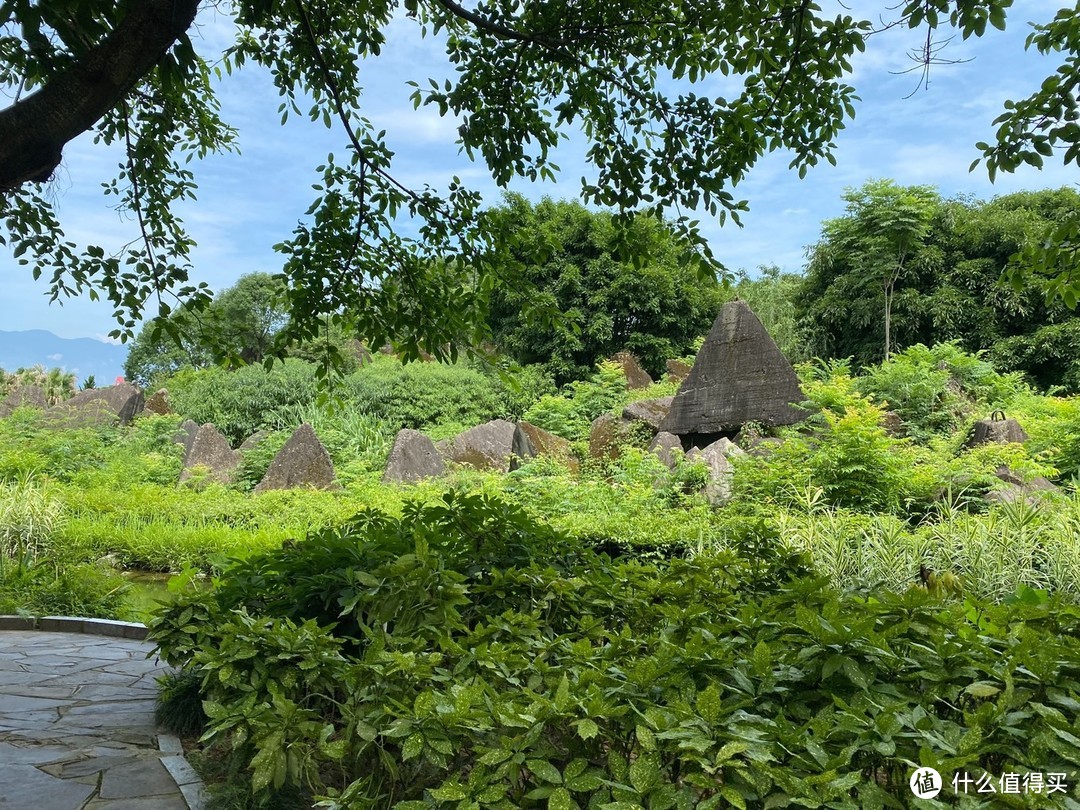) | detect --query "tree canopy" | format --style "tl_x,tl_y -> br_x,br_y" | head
486,194 -> 722,385
123,272 -> 288,387
799,183 -> 1080,391
1,0 -> 1075,361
